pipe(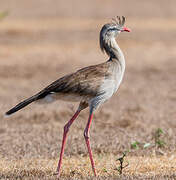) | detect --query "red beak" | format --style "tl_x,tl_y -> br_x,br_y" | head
122,27 -> 131,32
